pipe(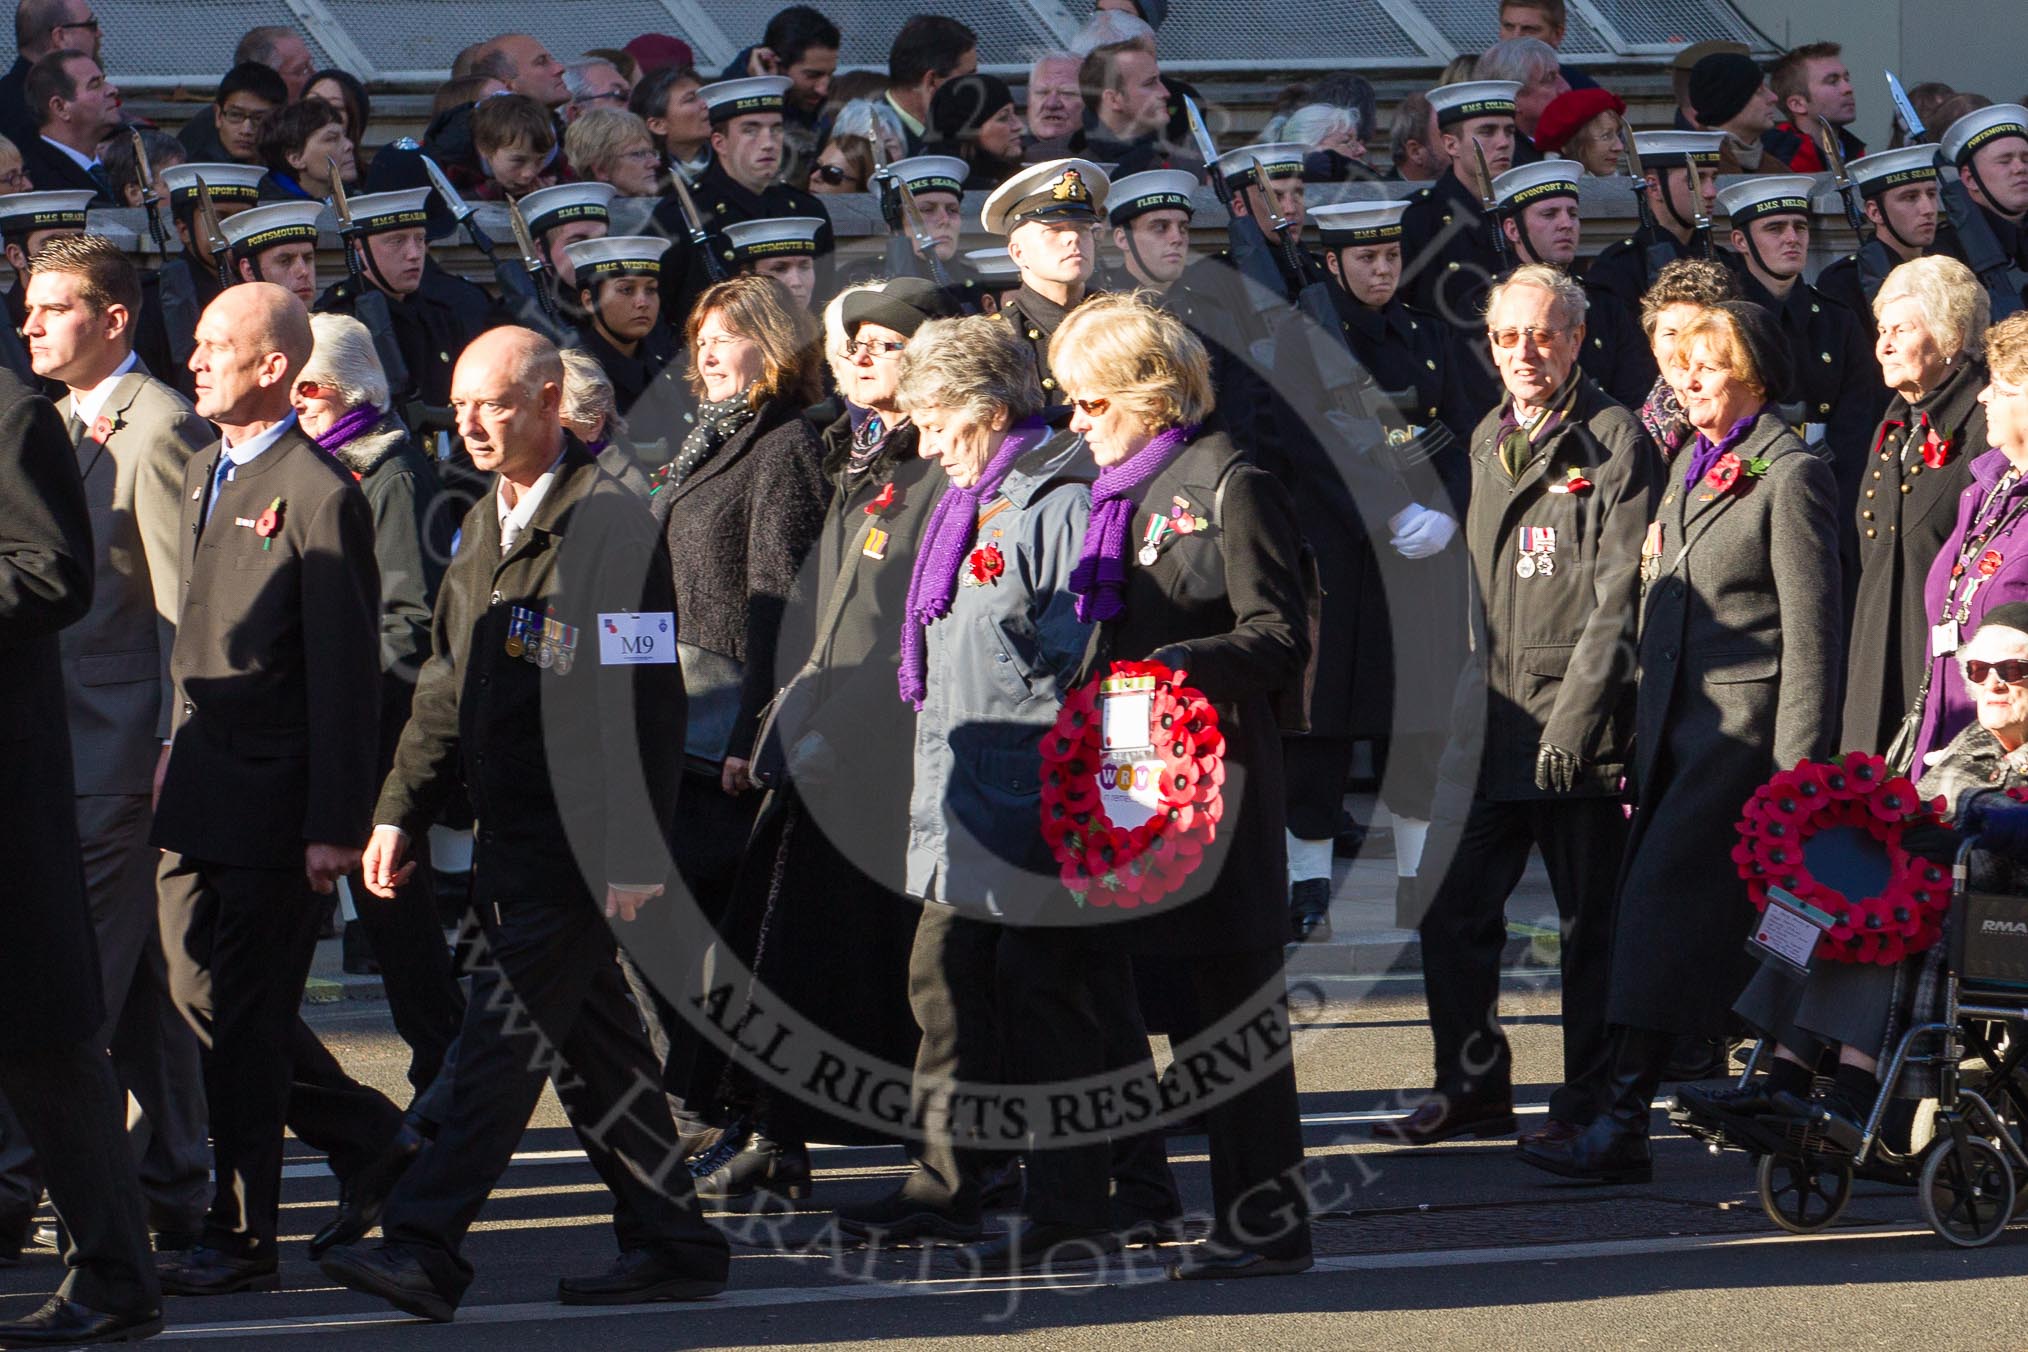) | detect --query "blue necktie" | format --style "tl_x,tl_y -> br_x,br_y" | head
203,454 -> 233,526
